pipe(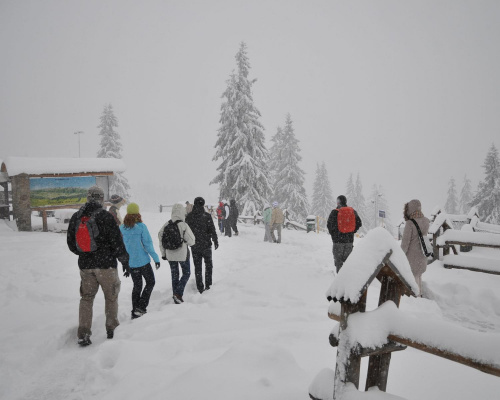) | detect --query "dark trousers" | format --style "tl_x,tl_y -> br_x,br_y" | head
218,219 -> 224,233
224,219 -> 231,237
130,263 -> 155,311
169,258 -> 191,297
230,219 -> 238,234
332,243 -> 354,273
192,247 -> 213,293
